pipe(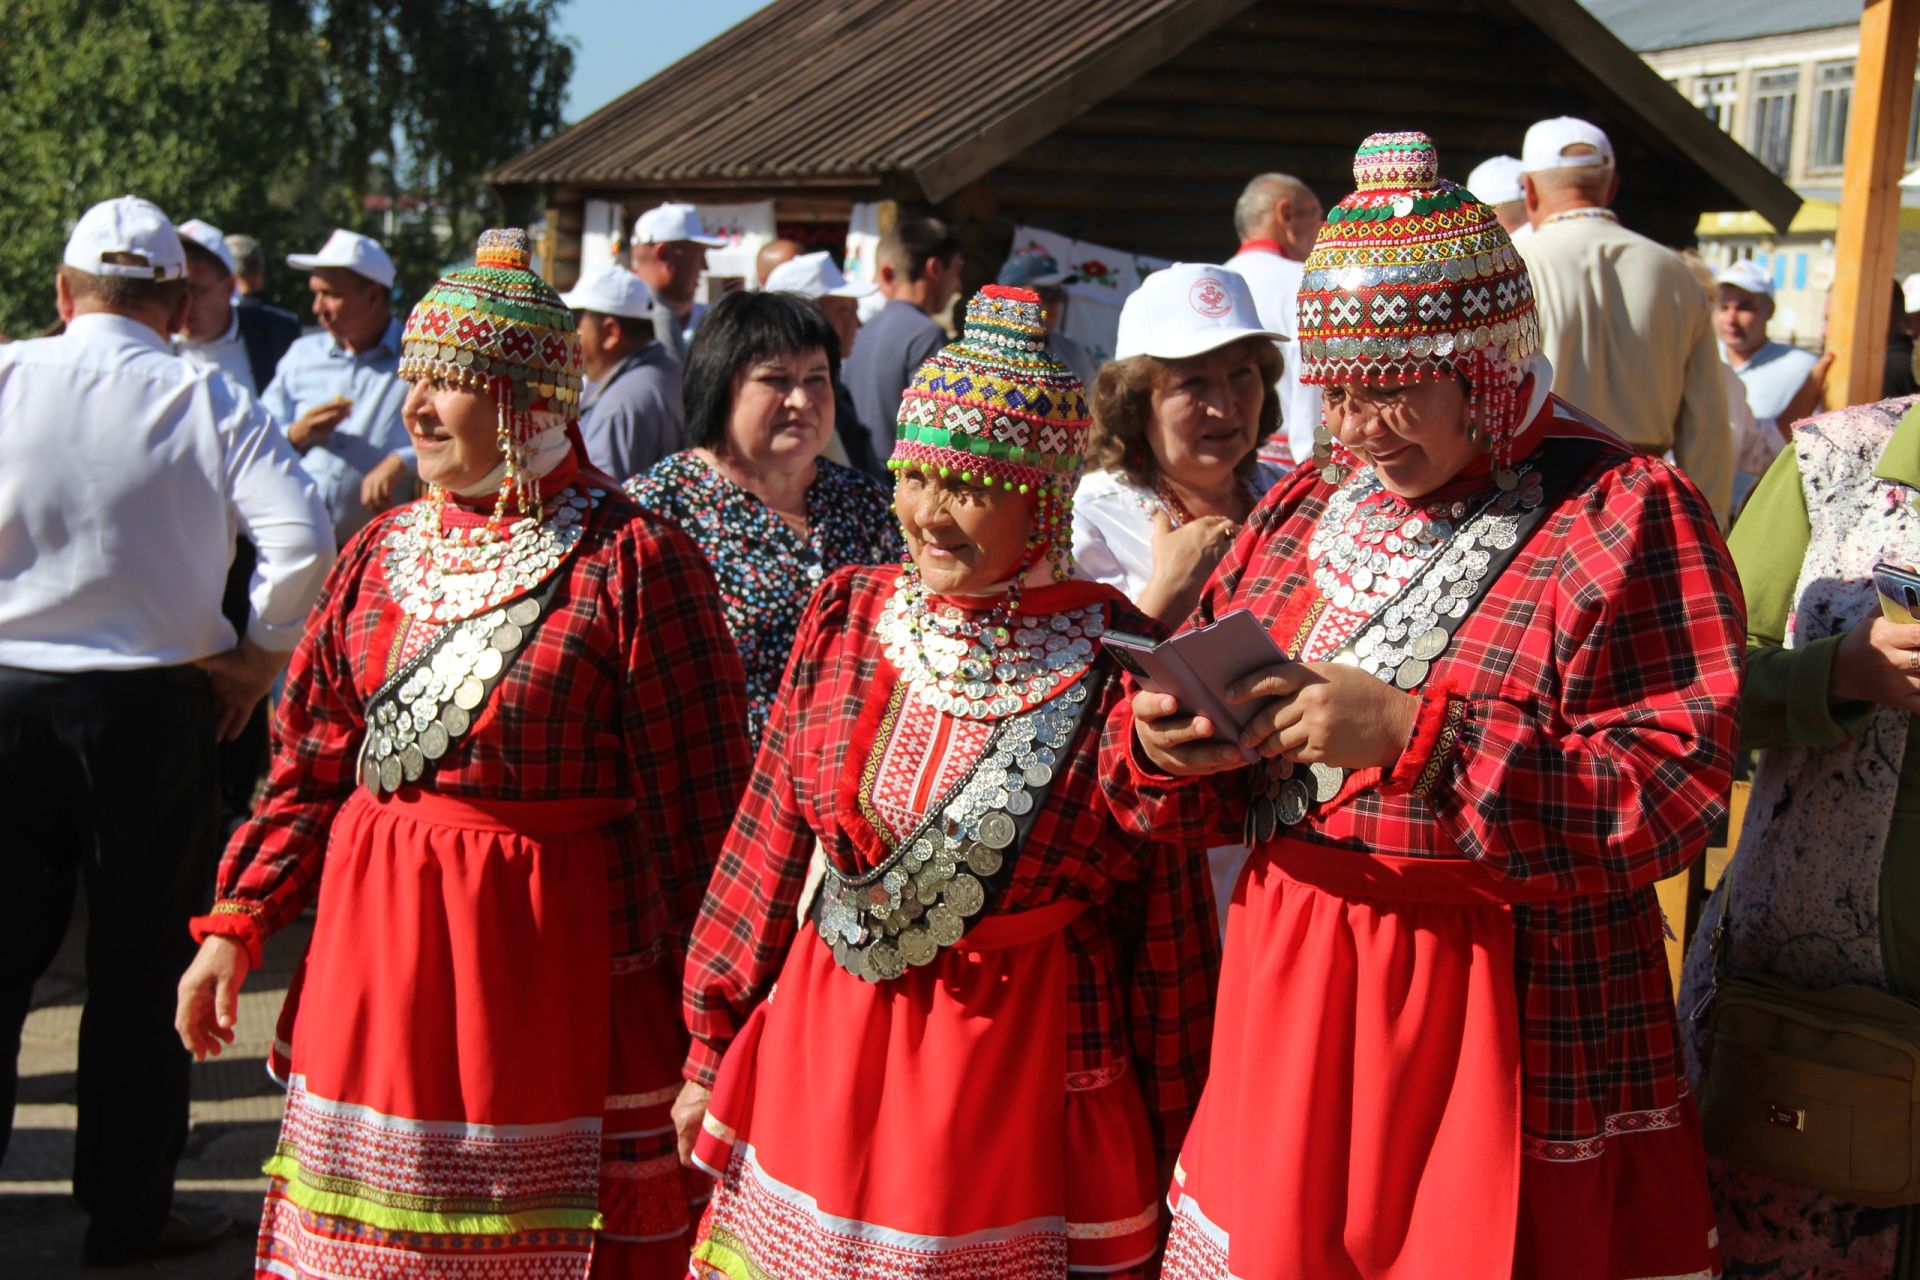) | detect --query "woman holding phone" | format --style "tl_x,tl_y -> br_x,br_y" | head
1675,394 -> 1920,1274
677,285 -> 1219,1279
1109,133 -> 1746,1279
